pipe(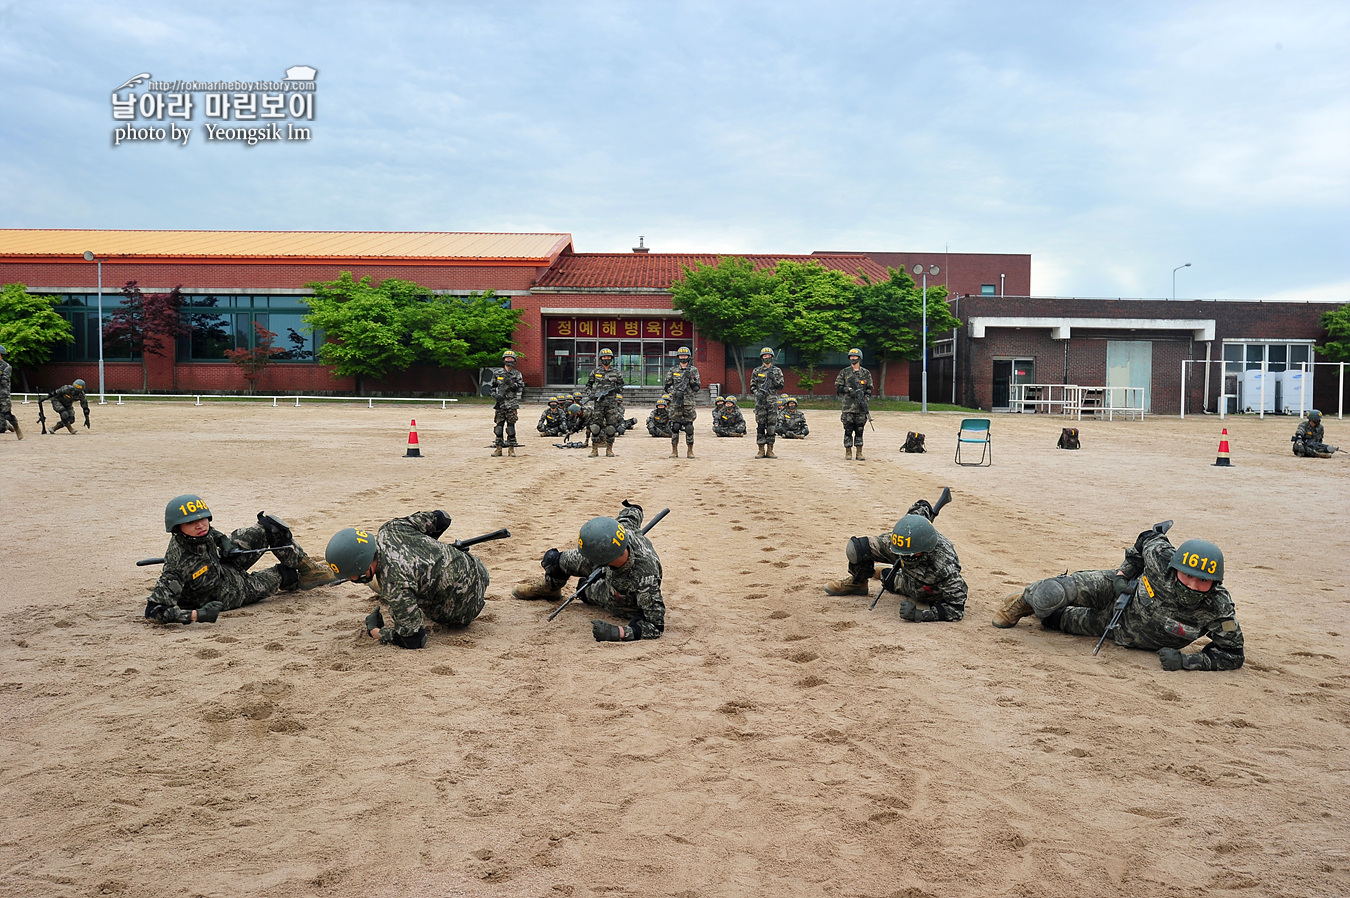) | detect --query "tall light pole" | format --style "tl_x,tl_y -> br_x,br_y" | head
1172,262 -> 1191,301
82,251 -> 106,404
913,263 -> 939,413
